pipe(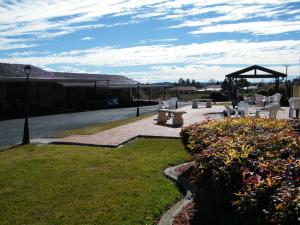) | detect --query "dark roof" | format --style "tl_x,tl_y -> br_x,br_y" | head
168,86 -> 198,91
58,82 -> 172,88
225,65 -> 287,79
205,84 -> 221,89
0,63 -> 137,86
